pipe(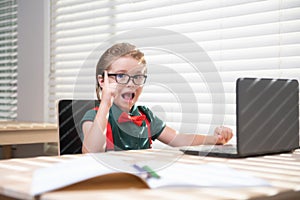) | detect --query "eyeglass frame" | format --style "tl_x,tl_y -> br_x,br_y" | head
105,73 -> 147,85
